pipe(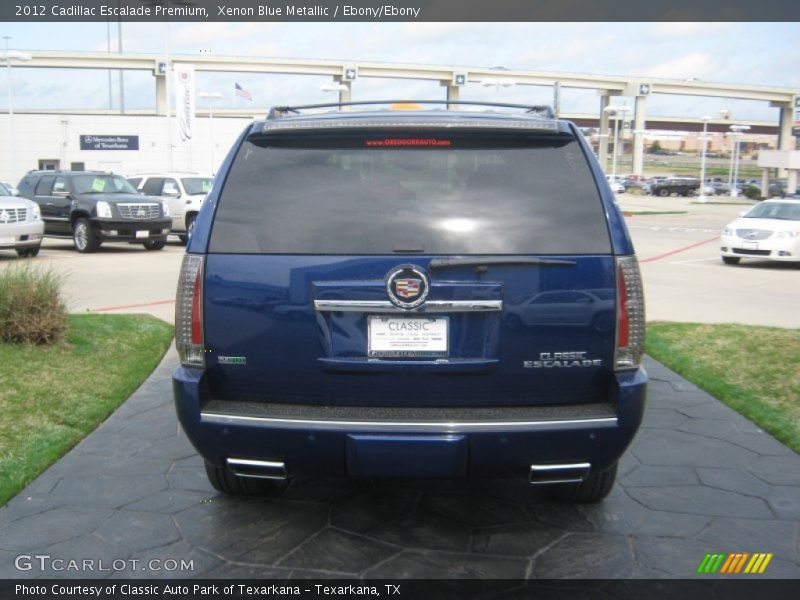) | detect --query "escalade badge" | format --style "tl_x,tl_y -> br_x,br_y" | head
386,266 -> 429,309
